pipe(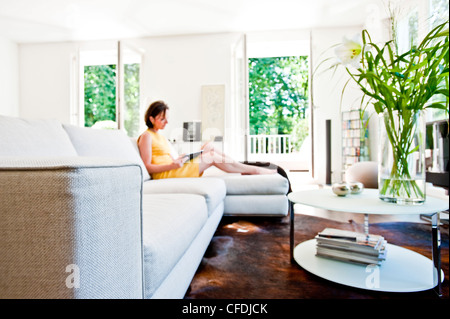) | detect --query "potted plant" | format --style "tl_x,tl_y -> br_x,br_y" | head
332,20 -> 449,204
